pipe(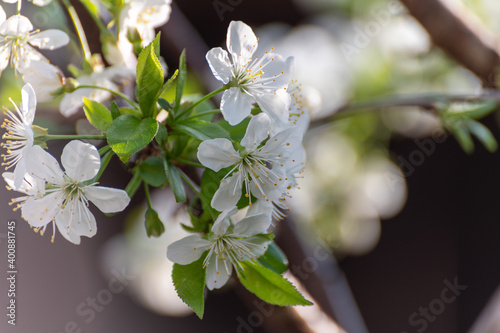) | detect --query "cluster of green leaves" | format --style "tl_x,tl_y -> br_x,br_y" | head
442,101 -> 499,154
81,34 -> 311,317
